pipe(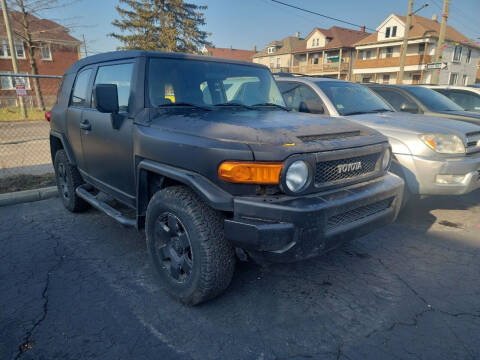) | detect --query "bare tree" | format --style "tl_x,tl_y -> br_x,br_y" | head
7,0 -> 81,110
